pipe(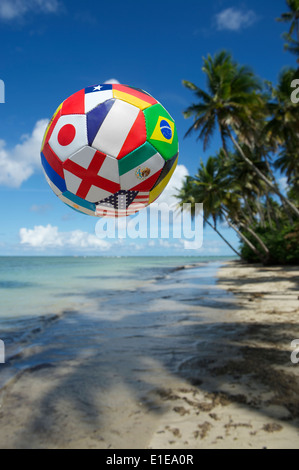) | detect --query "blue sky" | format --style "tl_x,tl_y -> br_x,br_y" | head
0,0 -> 294,256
